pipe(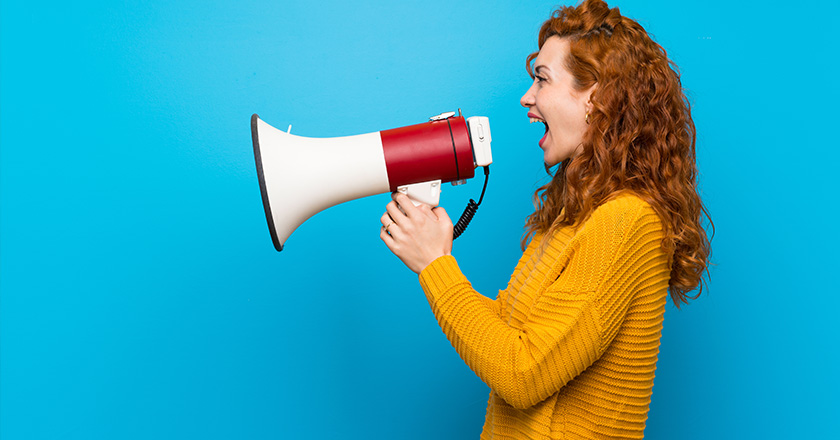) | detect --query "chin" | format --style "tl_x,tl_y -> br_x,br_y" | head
544,149 -> 578,167
543,153 -> 563,168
